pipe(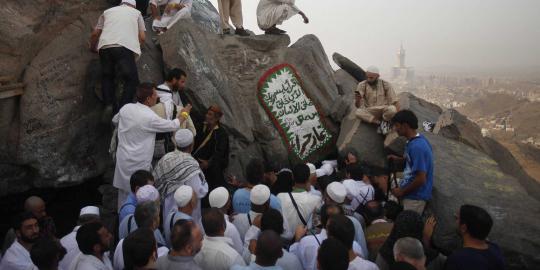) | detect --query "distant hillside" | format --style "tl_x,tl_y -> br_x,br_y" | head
458,93 -> 540,138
